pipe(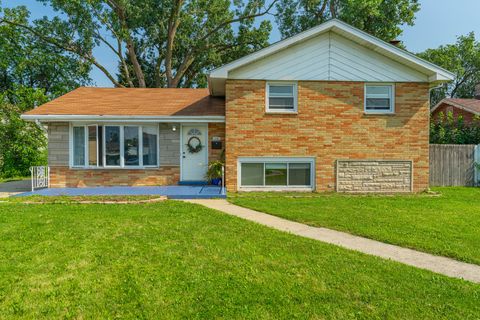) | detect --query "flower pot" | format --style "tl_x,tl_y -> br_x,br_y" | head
211,178 -> 222,186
